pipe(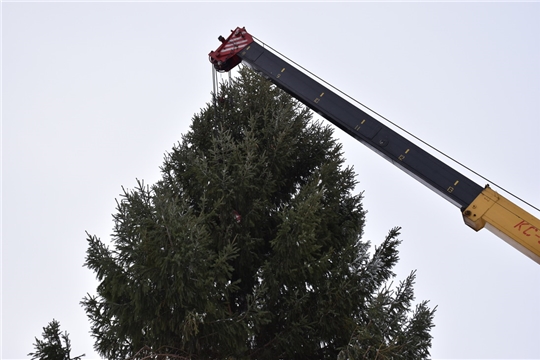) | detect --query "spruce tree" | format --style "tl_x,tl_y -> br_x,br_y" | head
82,66 -> 435,359
28,319 -> 84,360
